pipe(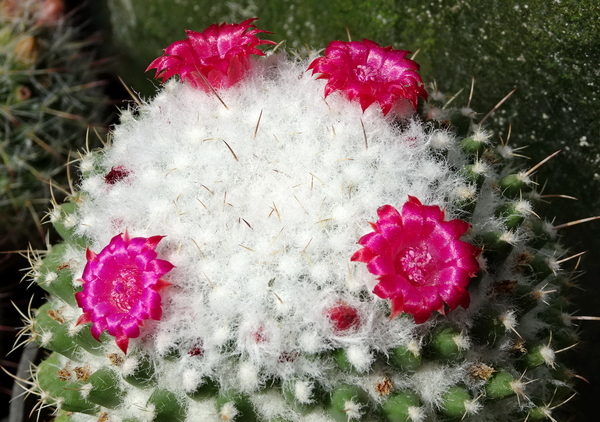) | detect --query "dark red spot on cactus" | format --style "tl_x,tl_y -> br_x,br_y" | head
278,351 -> 299,363
104,166 -> 130,184
252,327 -> 267,343
327,302 -> 360,333
189,340 -> 204,357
